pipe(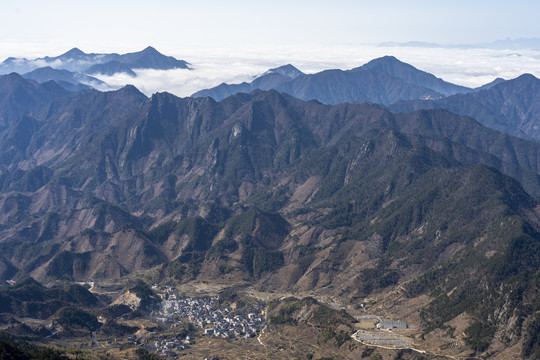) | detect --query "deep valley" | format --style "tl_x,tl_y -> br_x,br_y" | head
1,51 -> 540,359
